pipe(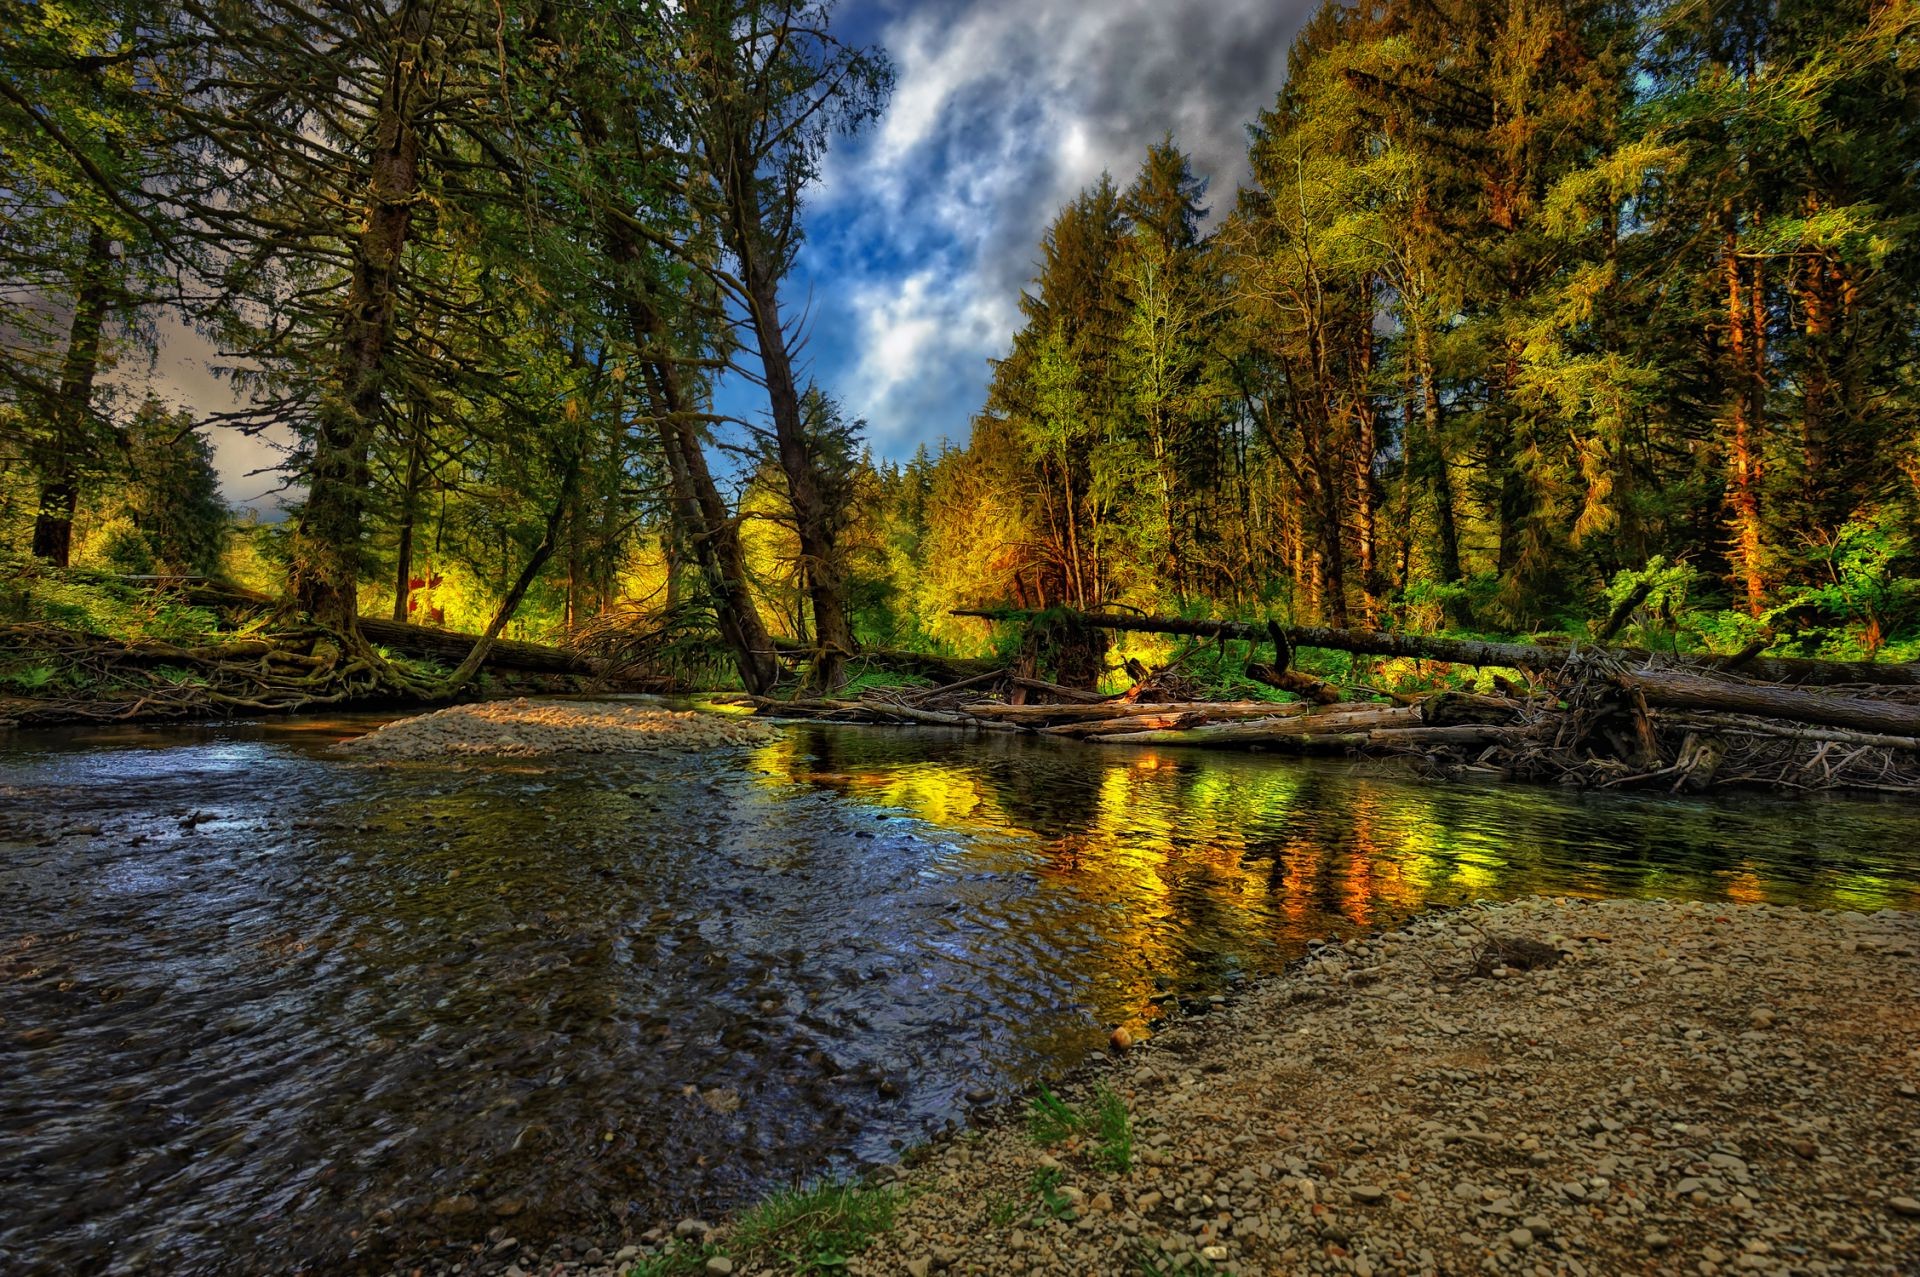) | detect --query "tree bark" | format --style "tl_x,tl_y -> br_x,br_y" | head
1723,208 -> 1767,617
1620,670 -> 1920,739
390,405 -> 425,623
739,215 -> 855,691
31,224 -> 115,566
288,8 -> 426,629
